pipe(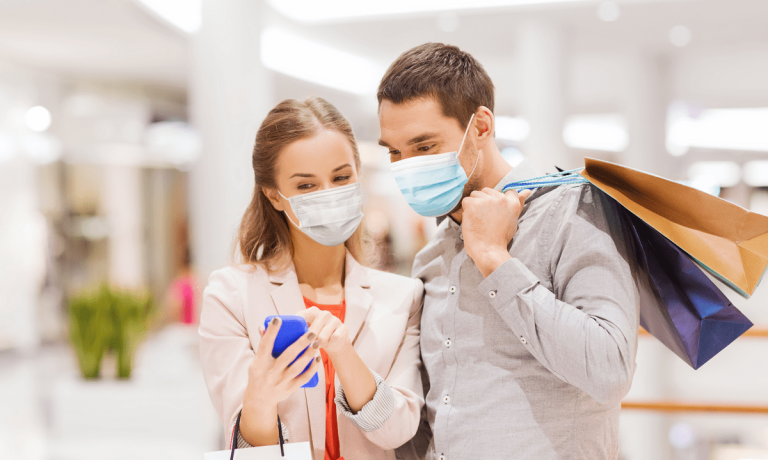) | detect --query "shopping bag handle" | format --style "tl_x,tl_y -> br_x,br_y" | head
230,411 -> 285,459
501,168 -> 588,193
